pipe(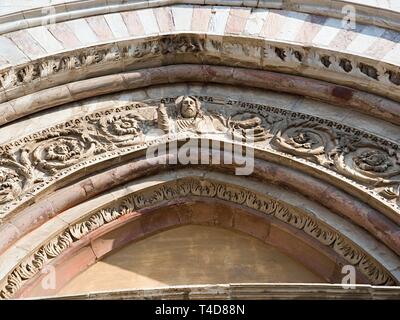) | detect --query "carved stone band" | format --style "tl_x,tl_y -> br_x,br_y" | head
1,34 -> 400,109
0,96 -> 399,227
0,175 -> 397,299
